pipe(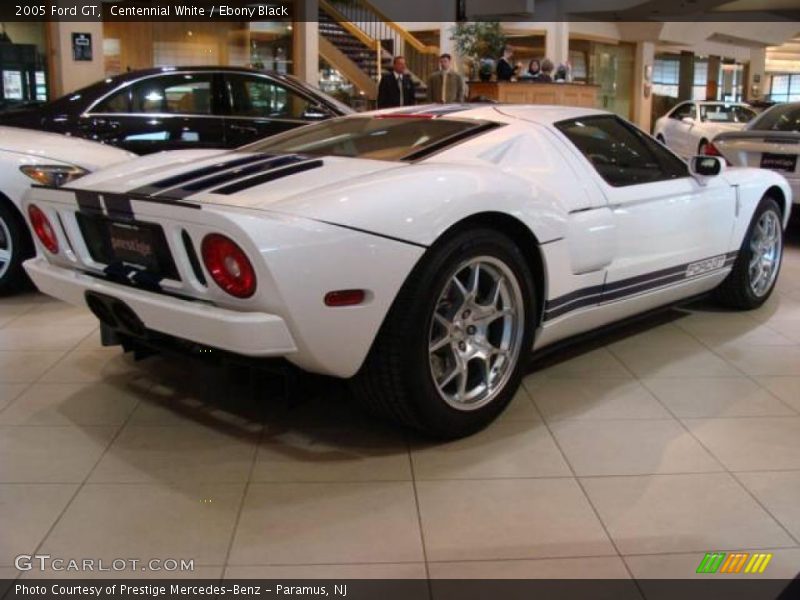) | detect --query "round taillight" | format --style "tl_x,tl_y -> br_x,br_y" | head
200,234 -> 256,298
28,205 -> 59,254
